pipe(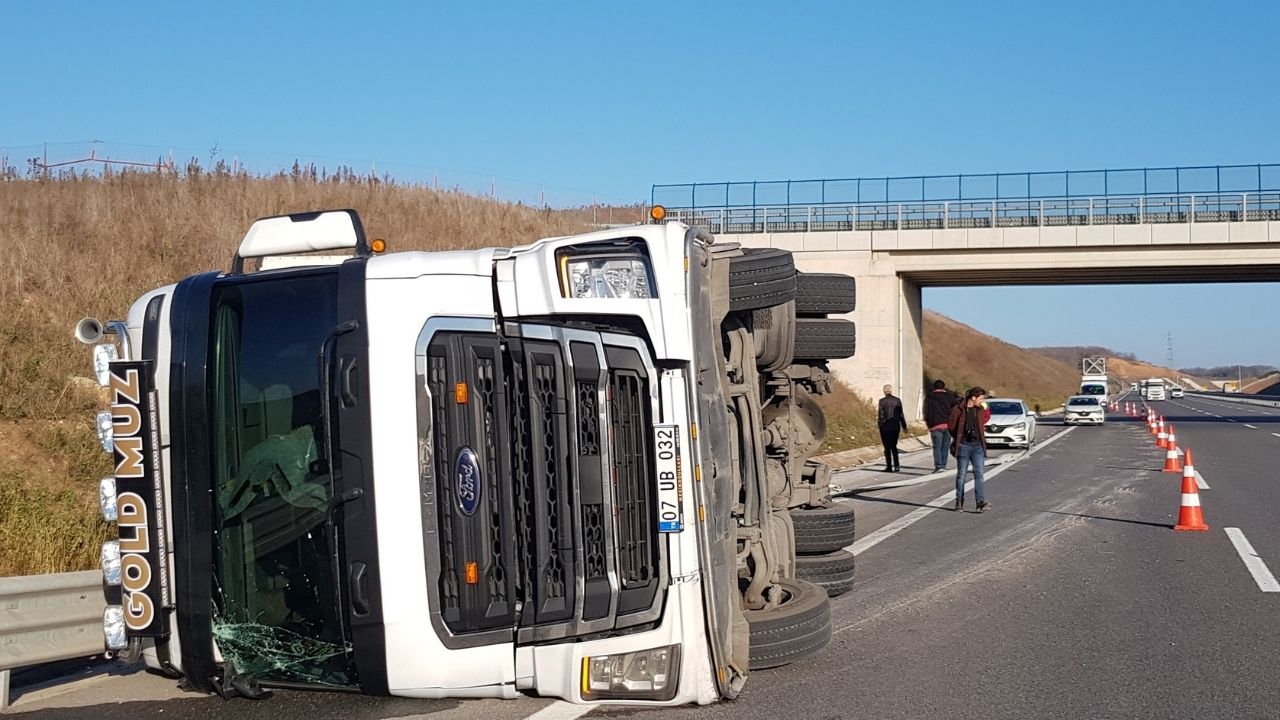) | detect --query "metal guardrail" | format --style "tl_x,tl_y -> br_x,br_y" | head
653,163 -> 1280,208
664,191 -> 1280,235
1185,392 -> 1280,408
0,571 -> 106,708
